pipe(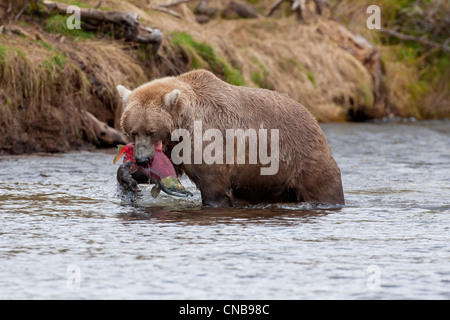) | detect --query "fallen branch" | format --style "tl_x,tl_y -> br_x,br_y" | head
81,111 -> 129,147
14,2 -> 30,20
265,0 -> 286,17
379,29 -> 450,53
265,0 -> 327,19
158,0 -> 190,8
42,0 -> 162,53
149,5 -> 182,19
264,0 -> 287,17
225,1 -> 259,19
94,1 -> 102,10
1,25 -> 31,37
265,0 -> 302,19
195,0 -> 219,17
